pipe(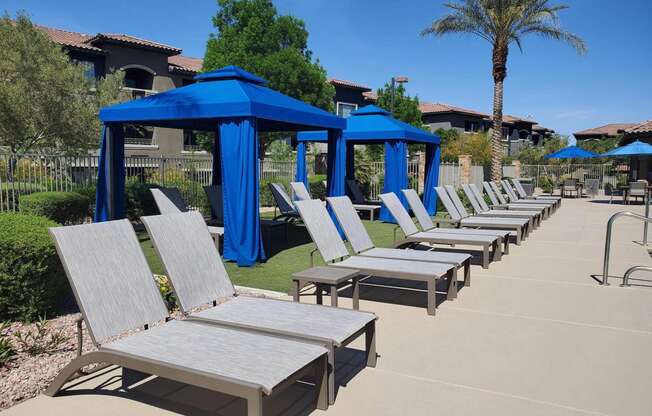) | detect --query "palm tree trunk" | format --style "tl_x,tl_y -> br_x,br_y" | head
490,78 -> 504,181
